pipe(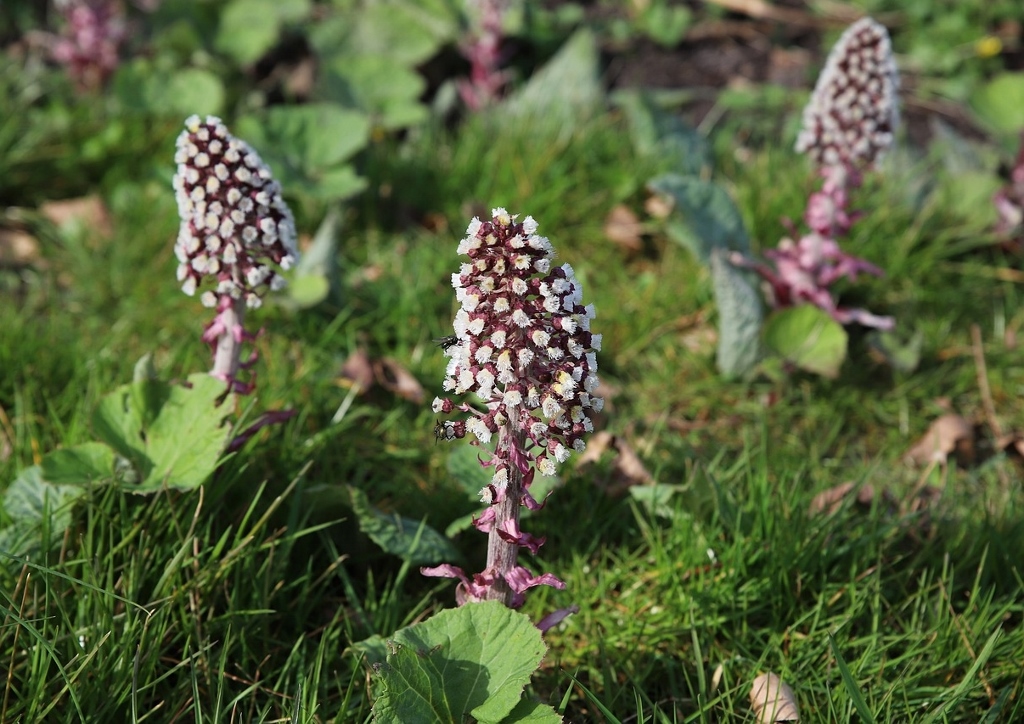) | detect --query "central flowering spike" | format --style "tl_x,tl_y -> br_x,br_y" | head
423,208 -> 602,611
172,114 -> 298,392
